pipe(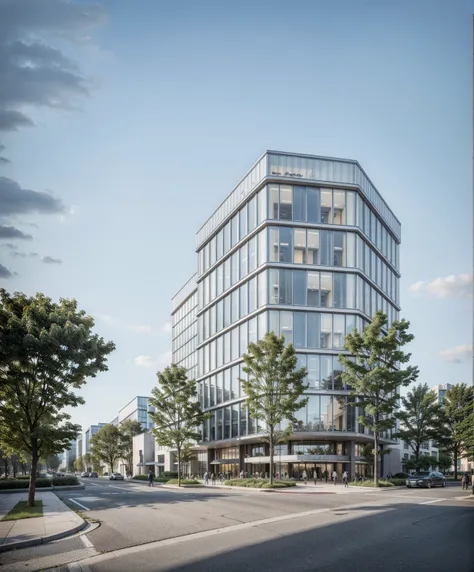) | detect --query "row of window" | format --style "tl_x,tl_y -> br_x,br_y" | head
172,292 -> 197,330
172,319 -> 197,352
267,184 -> 399,268
267,269 -> 398,324
172,334 -> 198,369
199,226 -> 398,313
198,269 -> 398,350
198,184 -> 399,278
268,226 -> 399,302
201,395 -> 357,442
